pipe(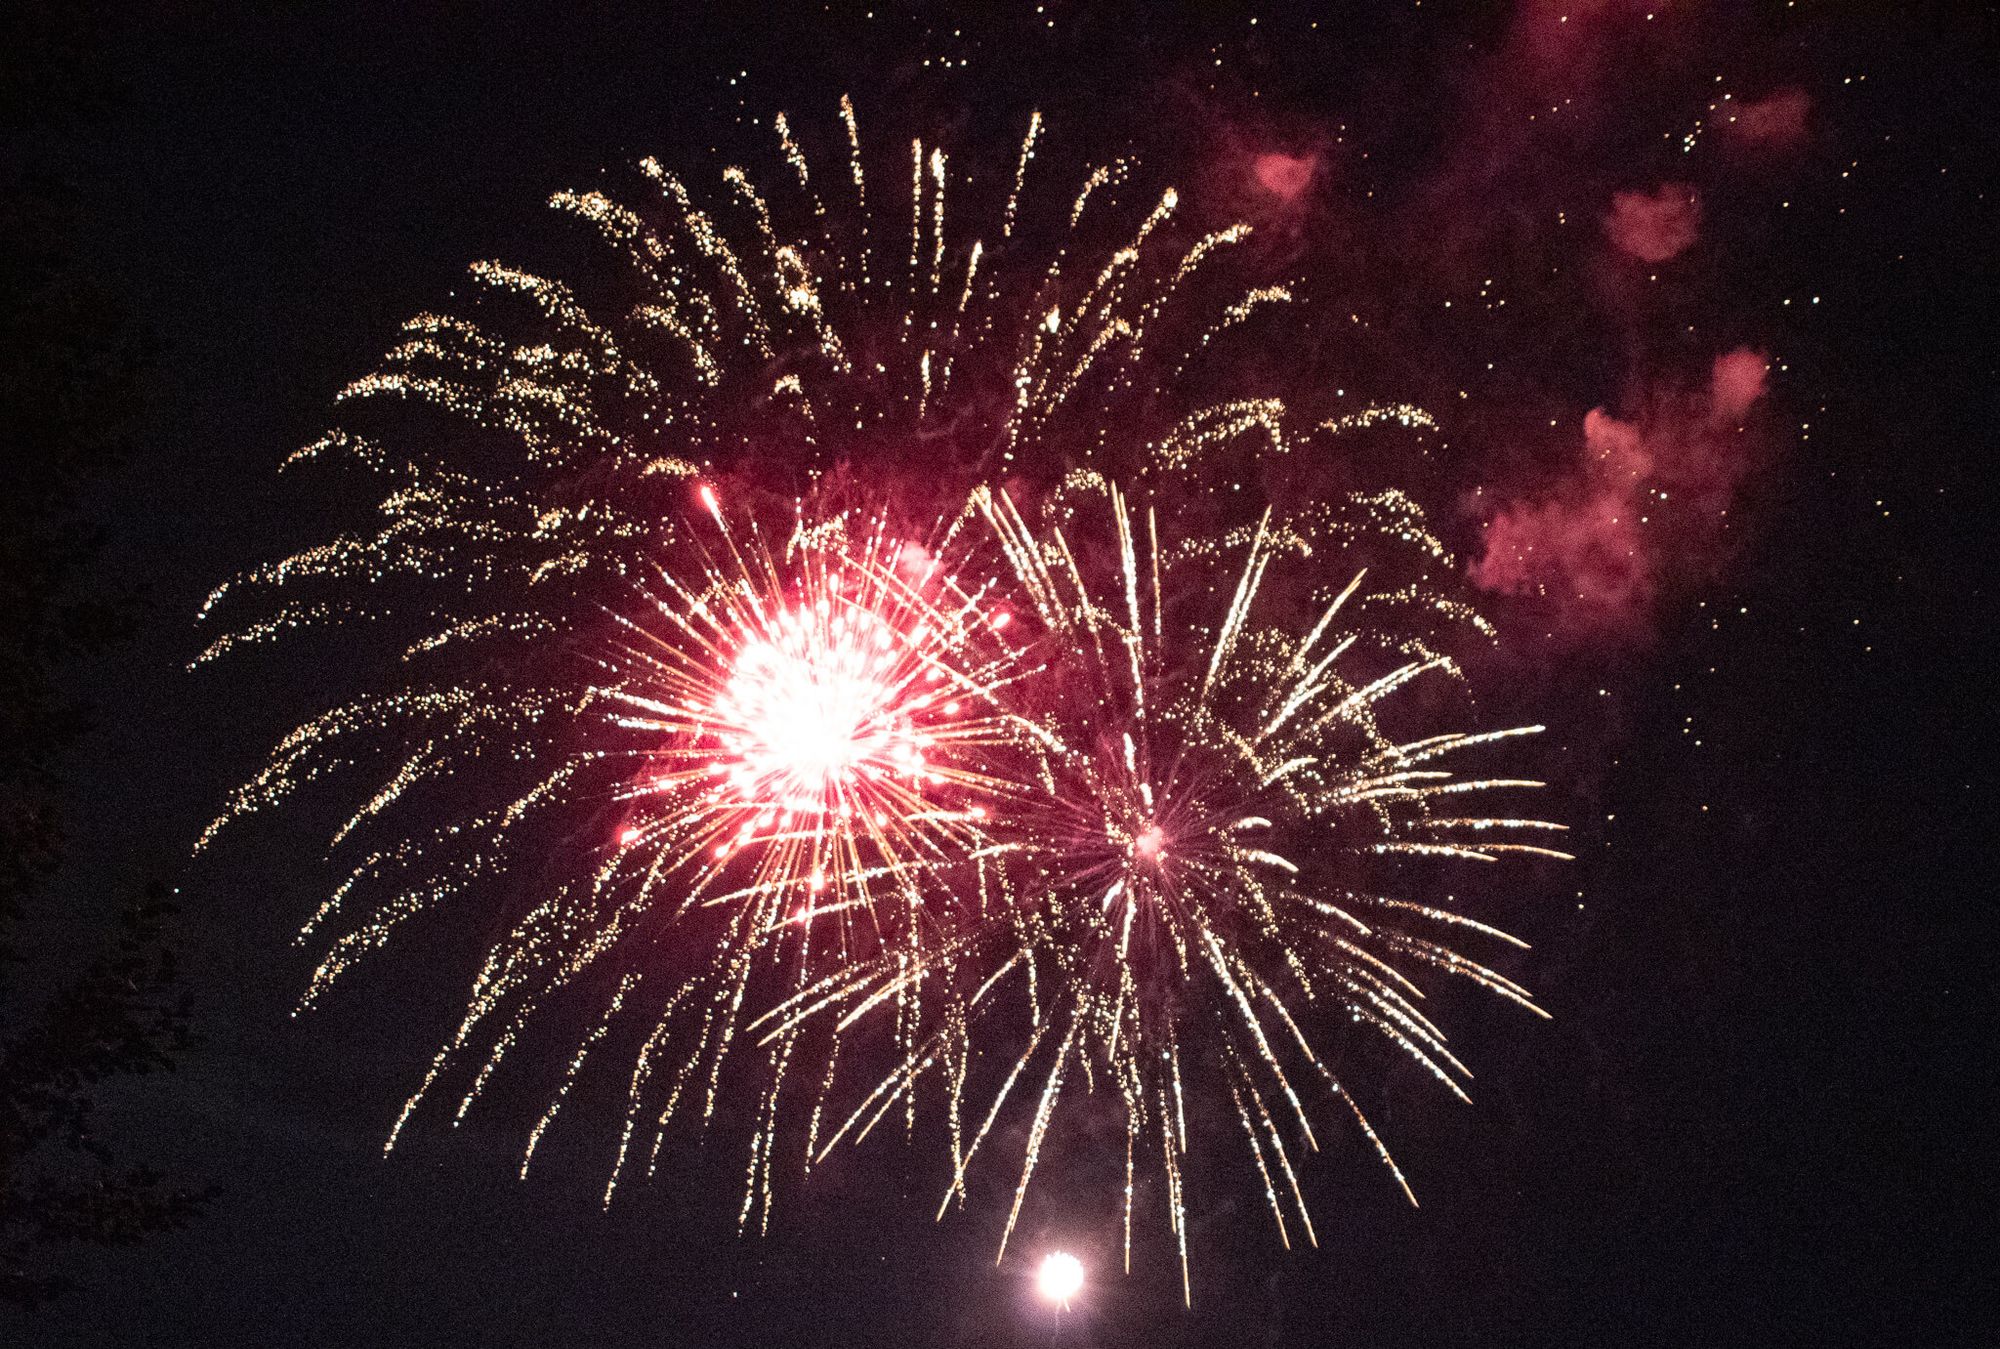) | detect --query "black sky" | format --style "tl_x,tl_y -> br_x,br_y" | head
5,2 -> 1993,1345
